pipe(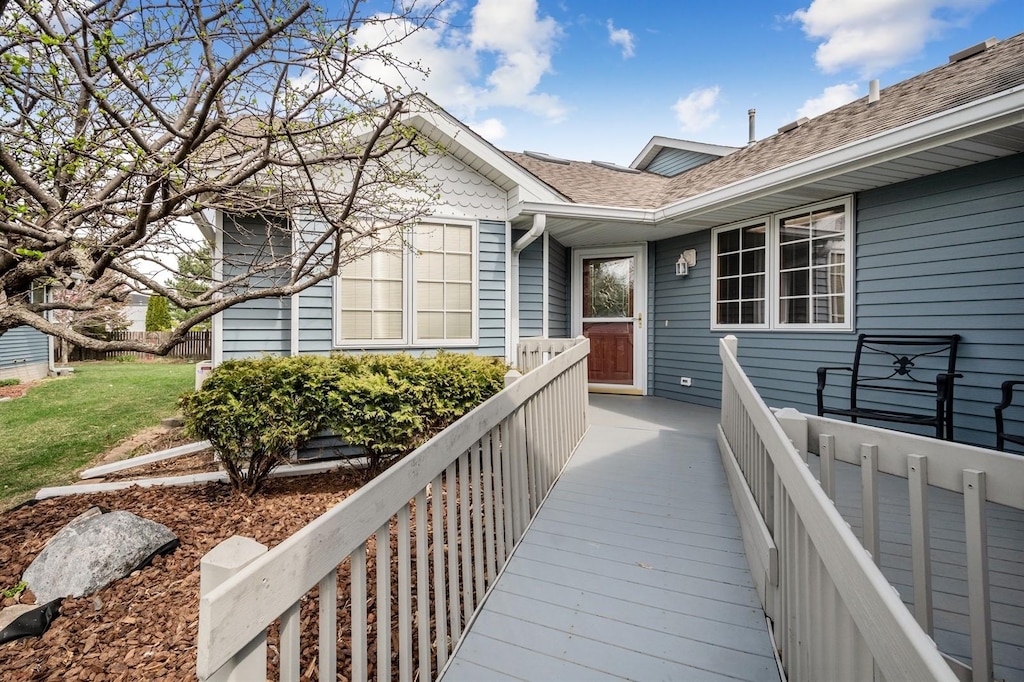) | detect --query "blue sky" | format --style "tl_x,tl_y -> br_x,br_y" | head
360,0 -> 1022,165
